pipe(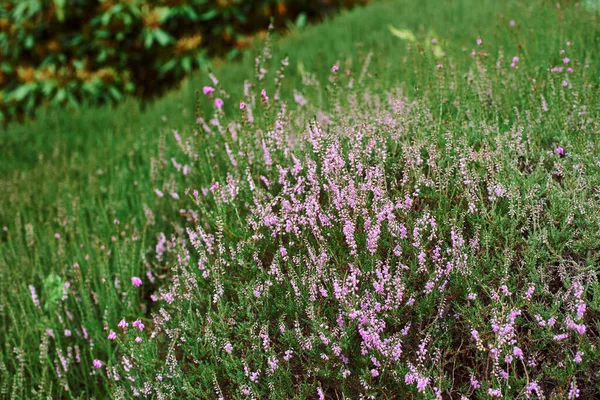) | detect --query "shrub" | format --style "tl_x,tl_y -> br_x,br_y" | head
102,32 -> 600,398
0,0 -> 366,123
